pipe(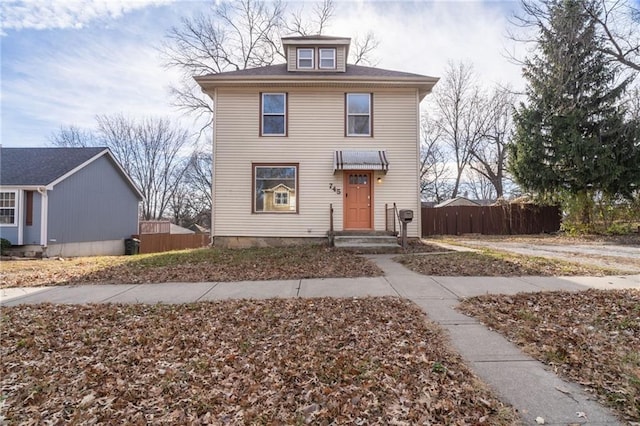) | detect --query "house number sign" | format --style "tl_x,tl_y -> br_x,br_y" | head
328,183 -> 341,194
